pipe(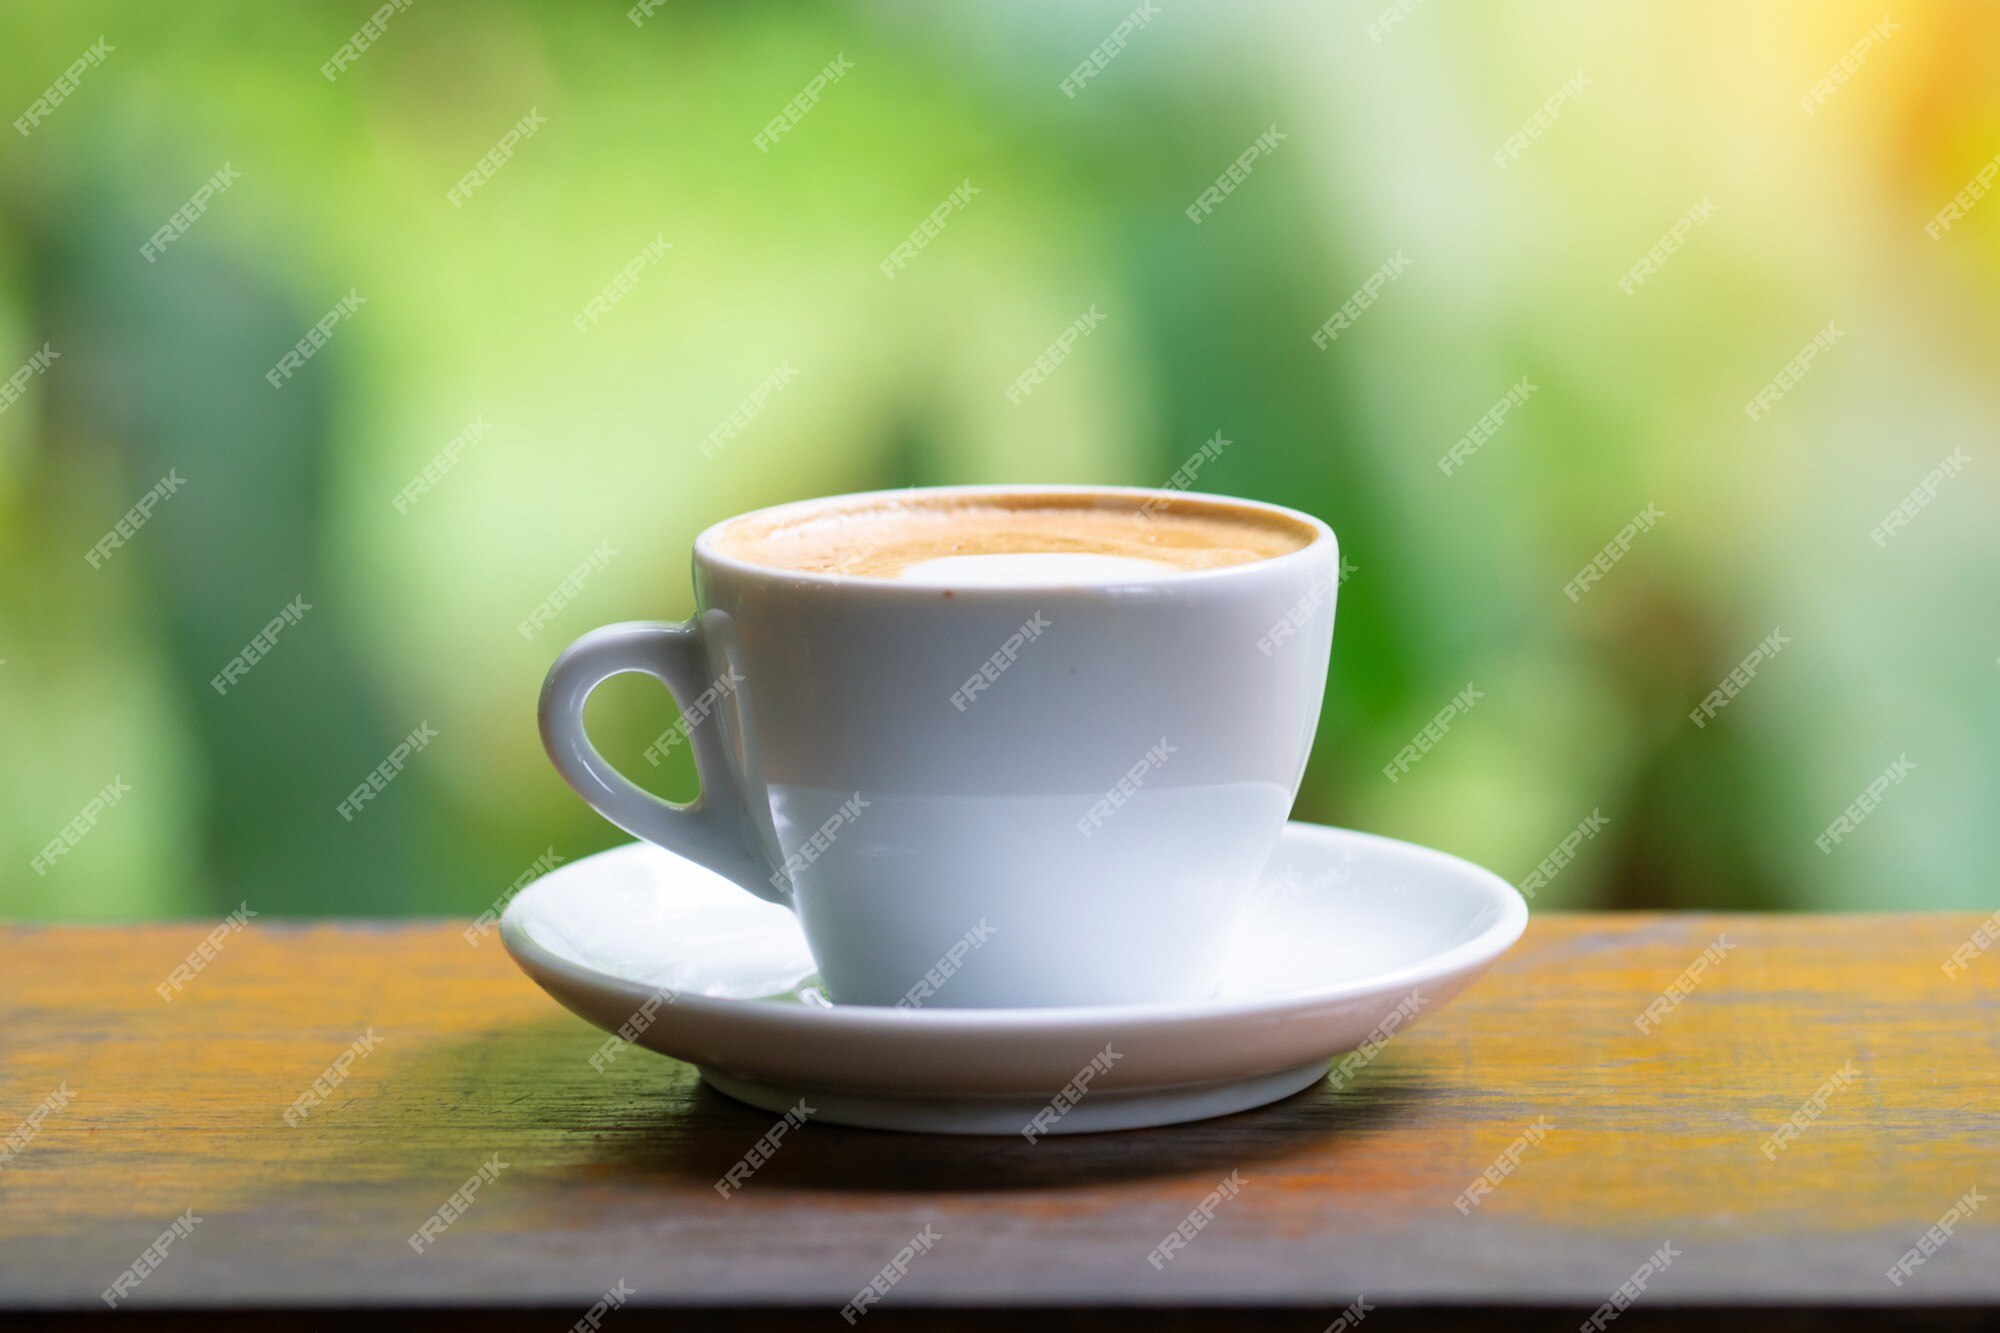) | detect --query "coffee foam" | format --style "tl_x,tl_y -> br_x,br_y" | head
712,492 -> 1313,581
895,553 -> 1181,585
